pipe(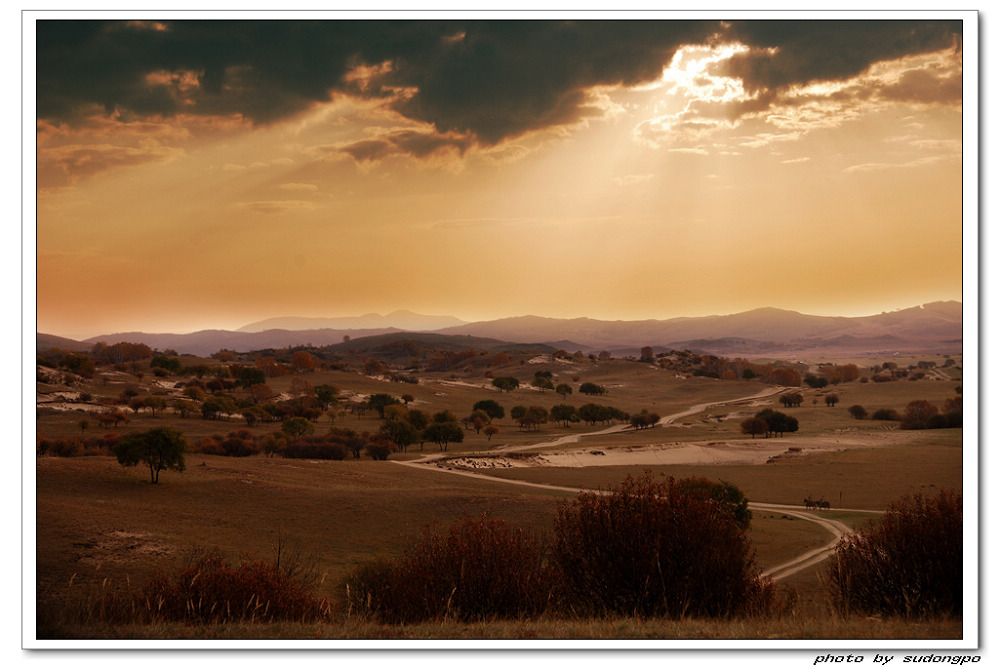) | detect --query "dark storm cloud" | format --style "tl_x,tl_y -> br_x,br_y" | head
721,20 -> 962,94
36,19 -> 963,146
